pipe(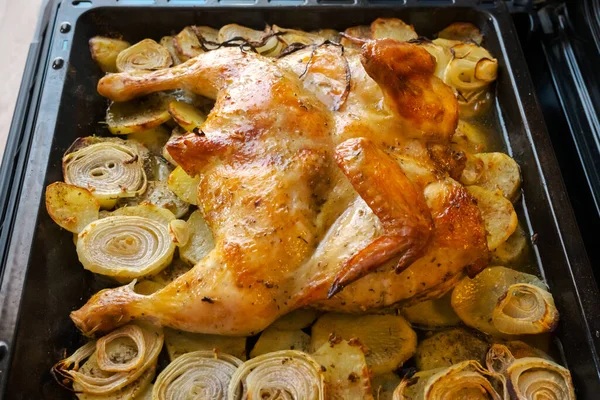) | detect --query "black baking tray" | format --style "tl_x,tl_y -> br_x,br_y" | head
2,0 -> 600,398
